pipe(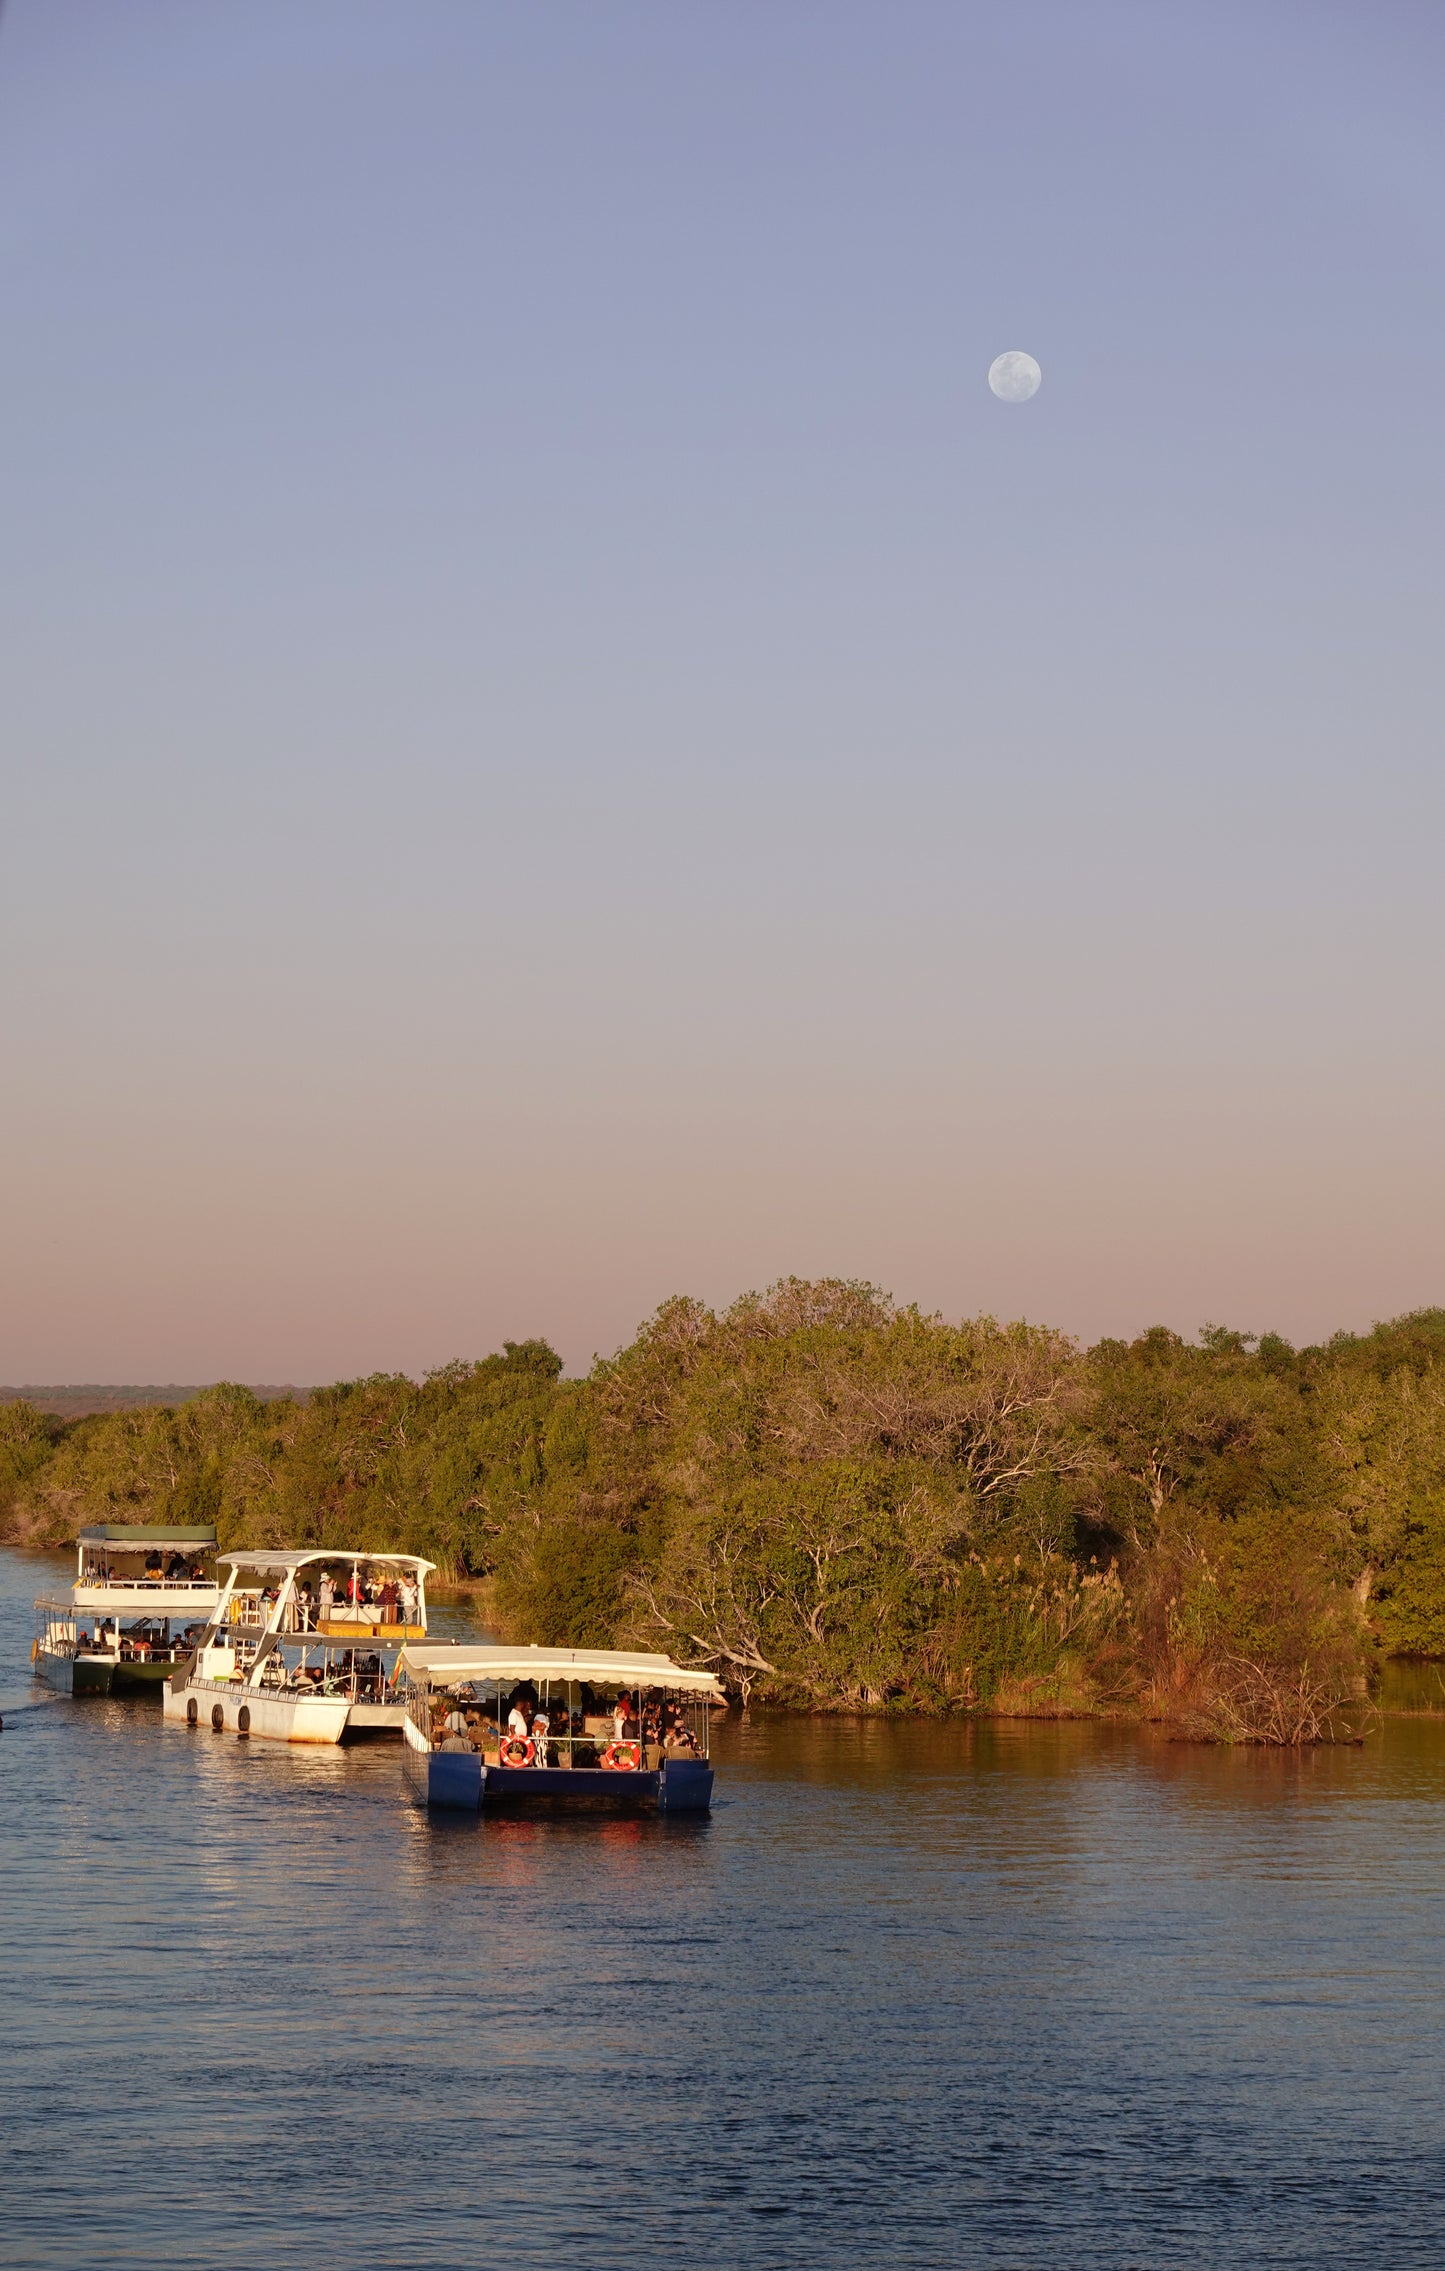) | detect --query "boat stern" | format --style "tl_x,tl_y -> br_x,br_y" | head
658,1758 -> 714,1813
